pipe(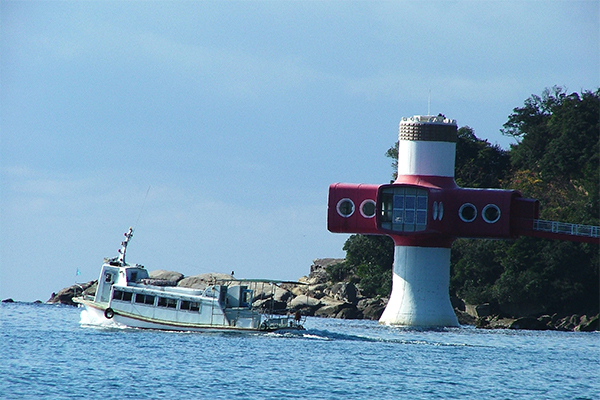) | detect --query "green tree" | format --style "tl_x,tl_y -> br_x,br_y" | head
502,87 -> 599,224
385,142 -> 398,182
341,234 -> 394,297
455,126 -> 510,188
452,87 -> 599,316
